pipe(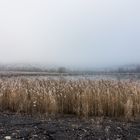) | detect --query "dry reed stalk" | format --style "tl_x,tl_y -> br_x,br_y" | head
0,78 -> 139,119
